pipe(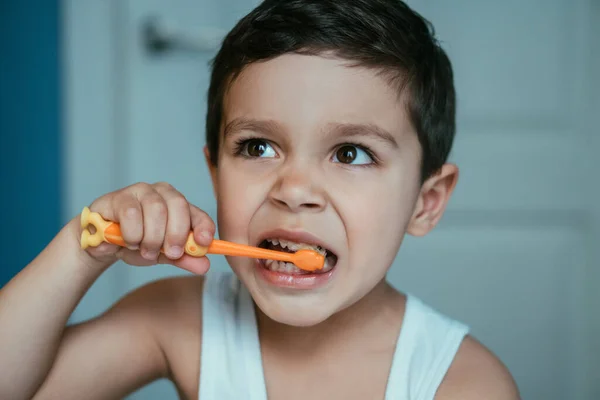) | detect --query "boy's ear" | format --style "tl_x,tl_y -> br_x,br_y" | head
204,146 -> 218,195
406,163 -> 459,237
